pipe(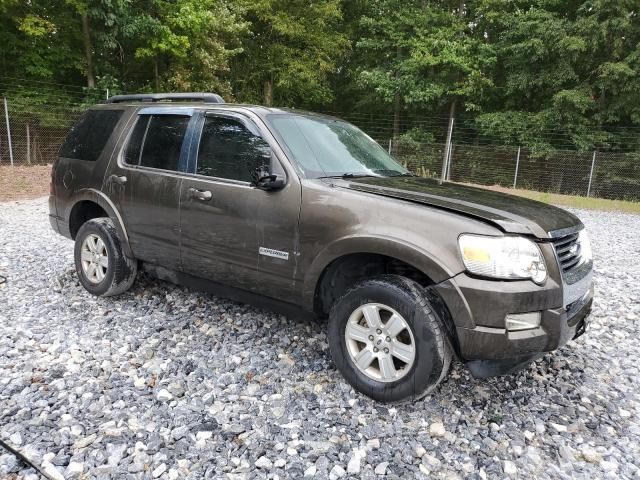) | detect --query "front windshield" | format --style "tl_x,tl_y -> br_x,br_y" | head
267,114 -> 410,178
